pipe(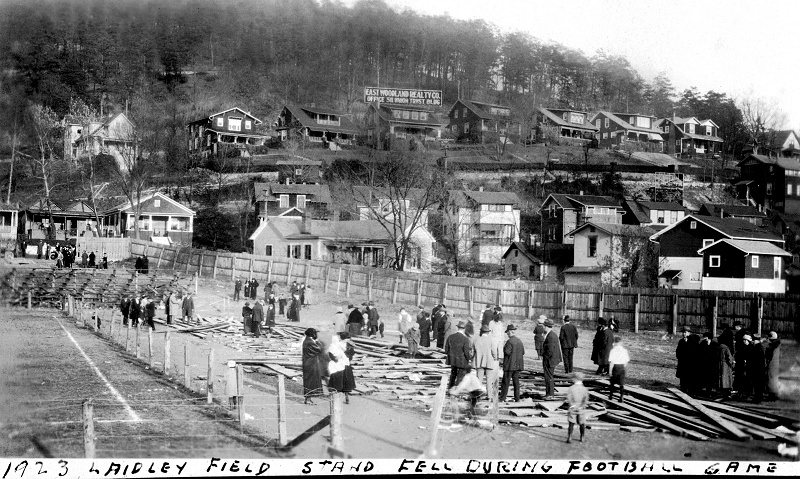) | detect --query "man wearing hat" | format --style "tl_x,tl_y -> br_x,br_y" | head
747,334 -> 768,403
734,333 -> 752,397
416,305 -> 432,347
533,315 -> 547,359
444,319 -> 473,390
481,304 -> 494,328
591,318 -> 614,375
501,324 -> 525,402
241,301 -> 253,336
676,326 -> 699,394
541,318 -> 563,399
472,323 -> 498,400
559,315 -> 579,374
733,321 -> 746,356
